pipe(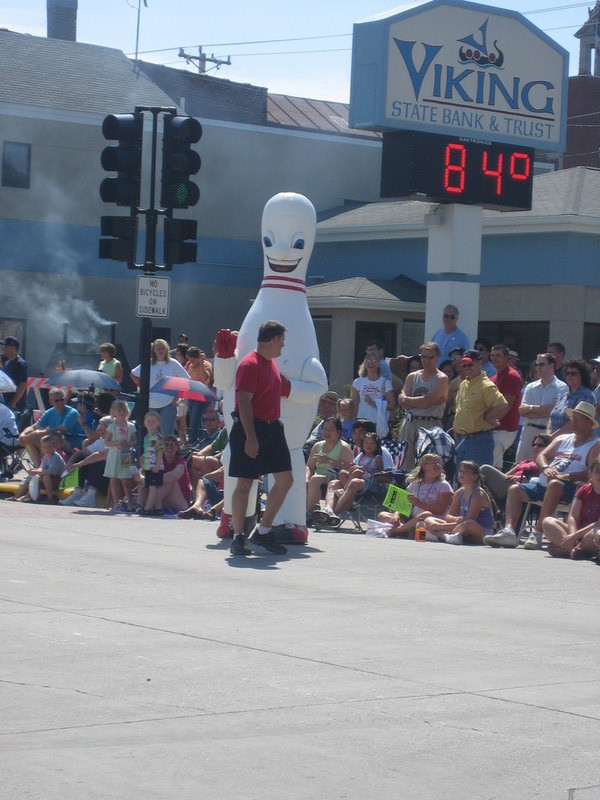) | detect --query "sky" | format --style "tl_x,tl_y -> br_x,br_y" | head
2,0 -> 595,102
